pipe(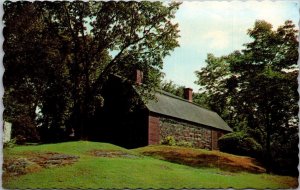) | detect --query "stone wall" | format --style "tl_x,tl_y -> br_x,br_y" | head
159,117 -> 213,150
